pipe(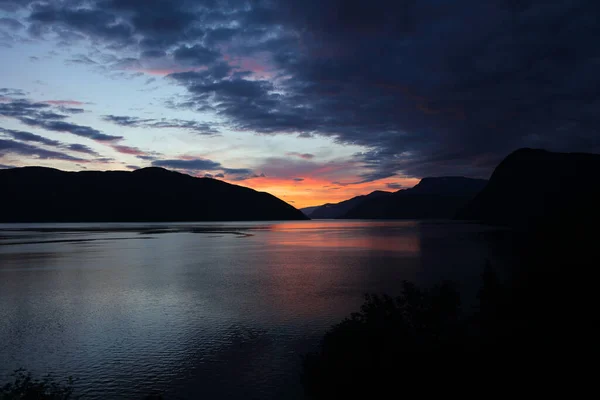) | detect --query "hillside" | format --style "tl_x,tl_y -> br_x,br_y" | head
457,148 -> 600,227
343,177 -> 488,219
0,166 -> 308,222
302,191 -> 391,219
